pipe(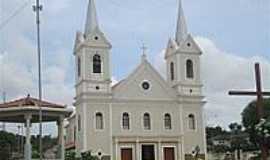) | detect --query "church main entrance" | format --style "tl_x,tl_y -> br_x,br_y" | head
121,148 -> 133,160
164,147 -> 175,160
142,145 -> 155,160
